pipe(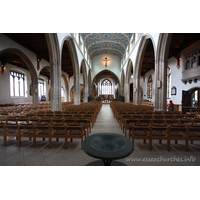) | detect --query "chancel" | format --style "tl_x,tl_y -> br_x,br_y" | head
0,33 -> 200,166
